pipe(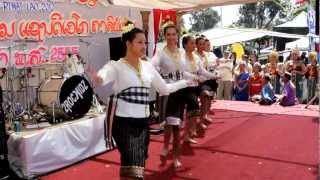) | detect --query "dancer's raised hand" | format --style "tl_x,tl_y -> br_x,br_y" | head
85,64 -> 103,86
